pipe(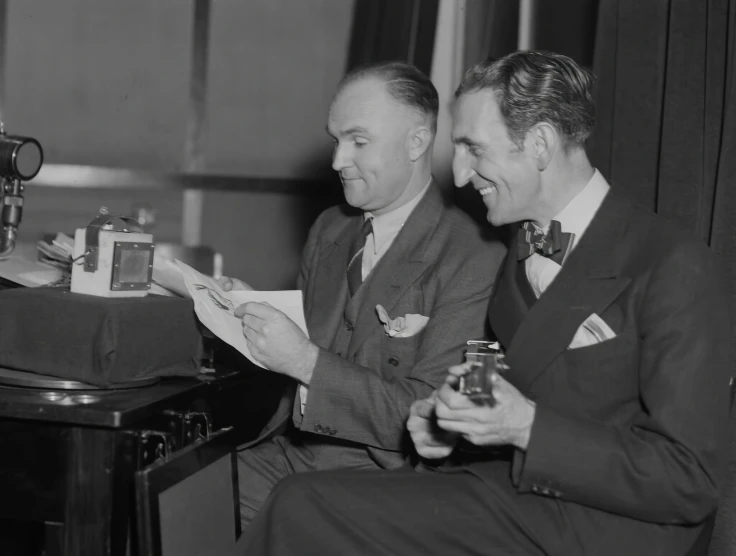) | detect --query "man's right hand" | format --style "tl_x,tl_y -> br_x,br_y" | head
407,395 -> 459,459
218,276 -> 254,292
